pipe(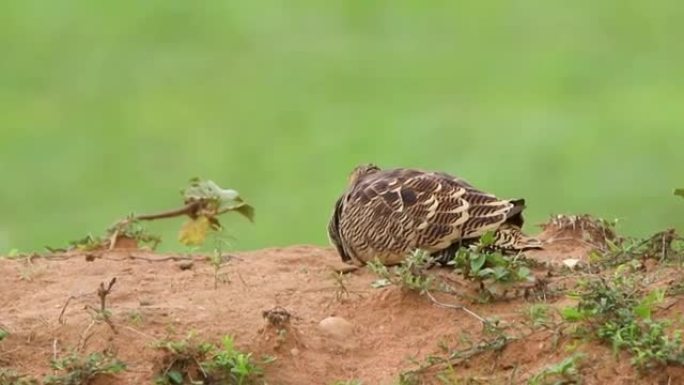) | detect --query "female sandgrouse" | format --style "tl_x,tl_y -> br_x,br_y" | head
328,164 -> 541,265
